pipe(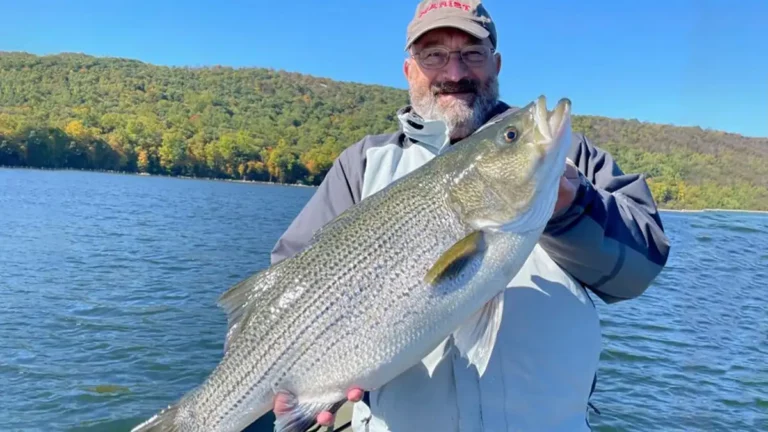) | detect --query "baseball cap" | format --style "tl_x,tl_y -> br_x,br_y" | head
405,0 -> 497,50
